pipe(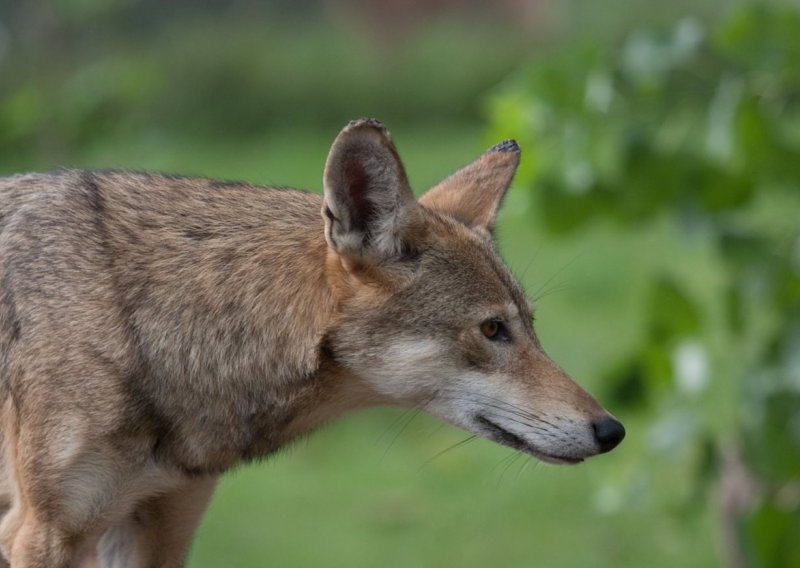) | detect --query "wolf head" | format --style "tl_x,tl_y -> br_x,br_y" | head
321,118 -> 624,464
